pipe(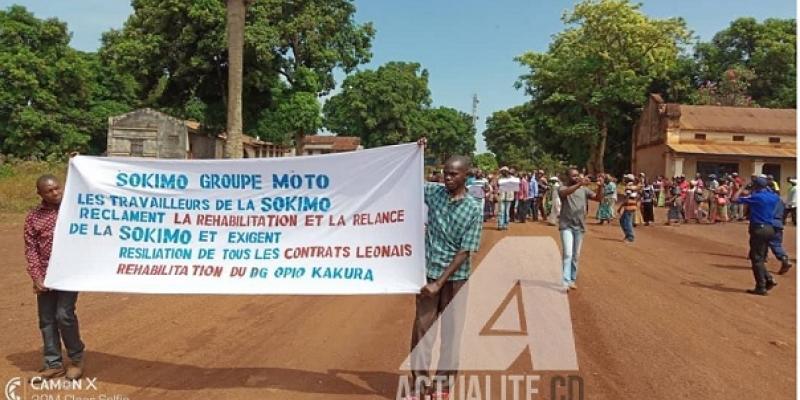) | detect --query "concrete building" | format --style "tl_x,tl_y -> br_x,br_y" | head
242,135 -> 289,158
107,109 -> 225,159
107,109 -> 288,159
294,135 -> 363,156
632,94 -> 796,181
